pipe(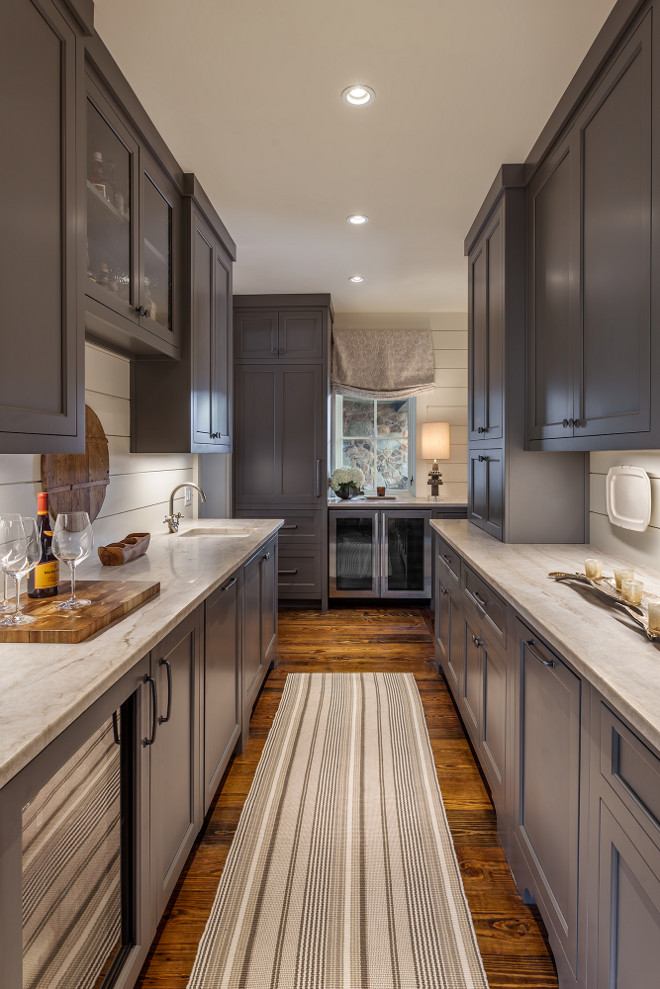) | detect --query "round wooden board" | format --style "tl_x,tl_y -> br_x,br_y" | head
41,405 -> 110,521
